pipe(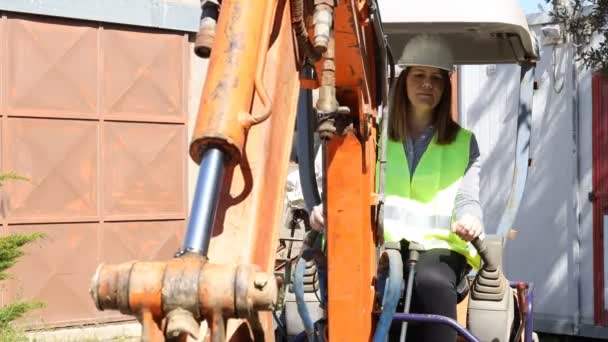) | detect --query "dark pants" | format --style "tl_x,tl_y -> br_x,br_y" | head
389,248 -> 467,342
